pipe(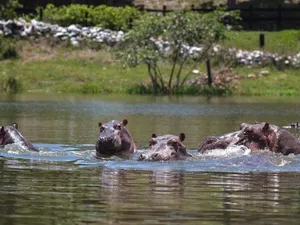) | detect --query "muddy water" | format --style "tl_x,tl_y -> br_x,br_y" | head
1,93 -> 300,225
